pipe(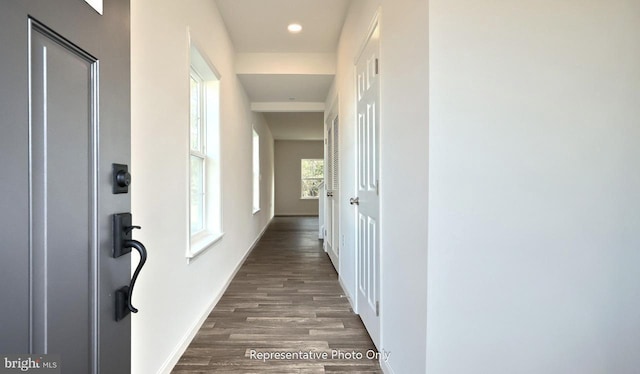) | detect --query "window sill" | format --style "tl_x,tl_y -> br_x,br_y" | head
300,197 -> 320,200
188,231 -> 224,260
252,208 -> 261,215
